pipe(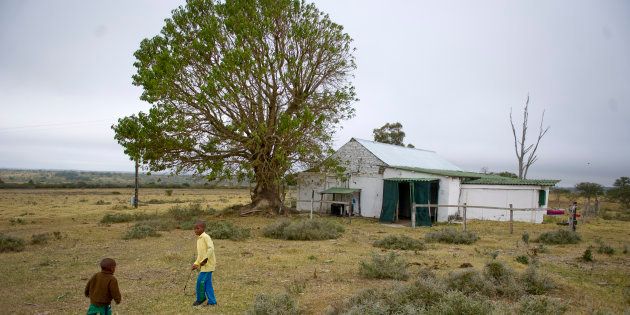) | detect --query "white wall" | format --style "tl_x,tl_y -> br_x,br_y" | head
460,185 -> 548,223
